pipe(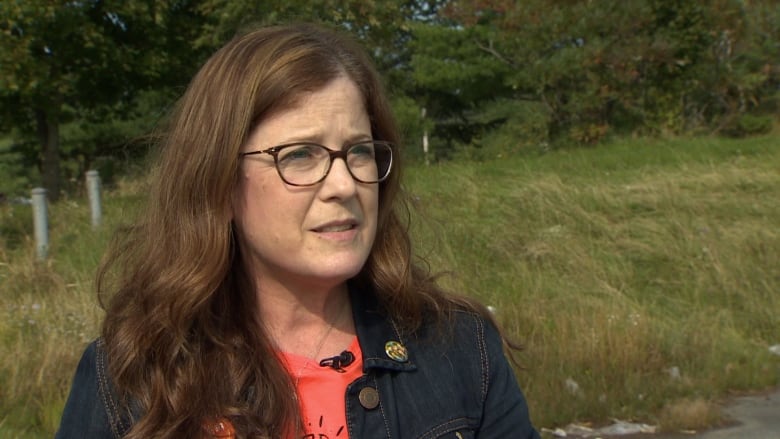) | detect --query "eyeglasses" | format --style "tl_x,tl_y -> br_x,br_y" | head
239,140 -> 393,187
